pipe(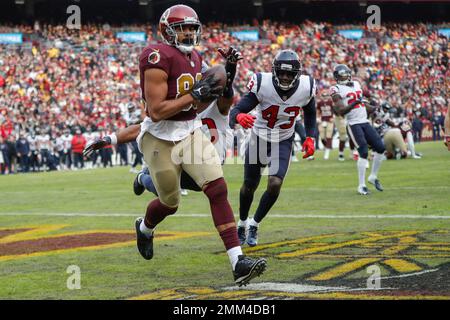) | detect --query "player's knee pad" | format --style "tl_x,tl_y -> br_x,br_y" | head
159,190 -> 180,208
267,176 -> 283,196
154,169 -> 181,207
357,145 -> 369,159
